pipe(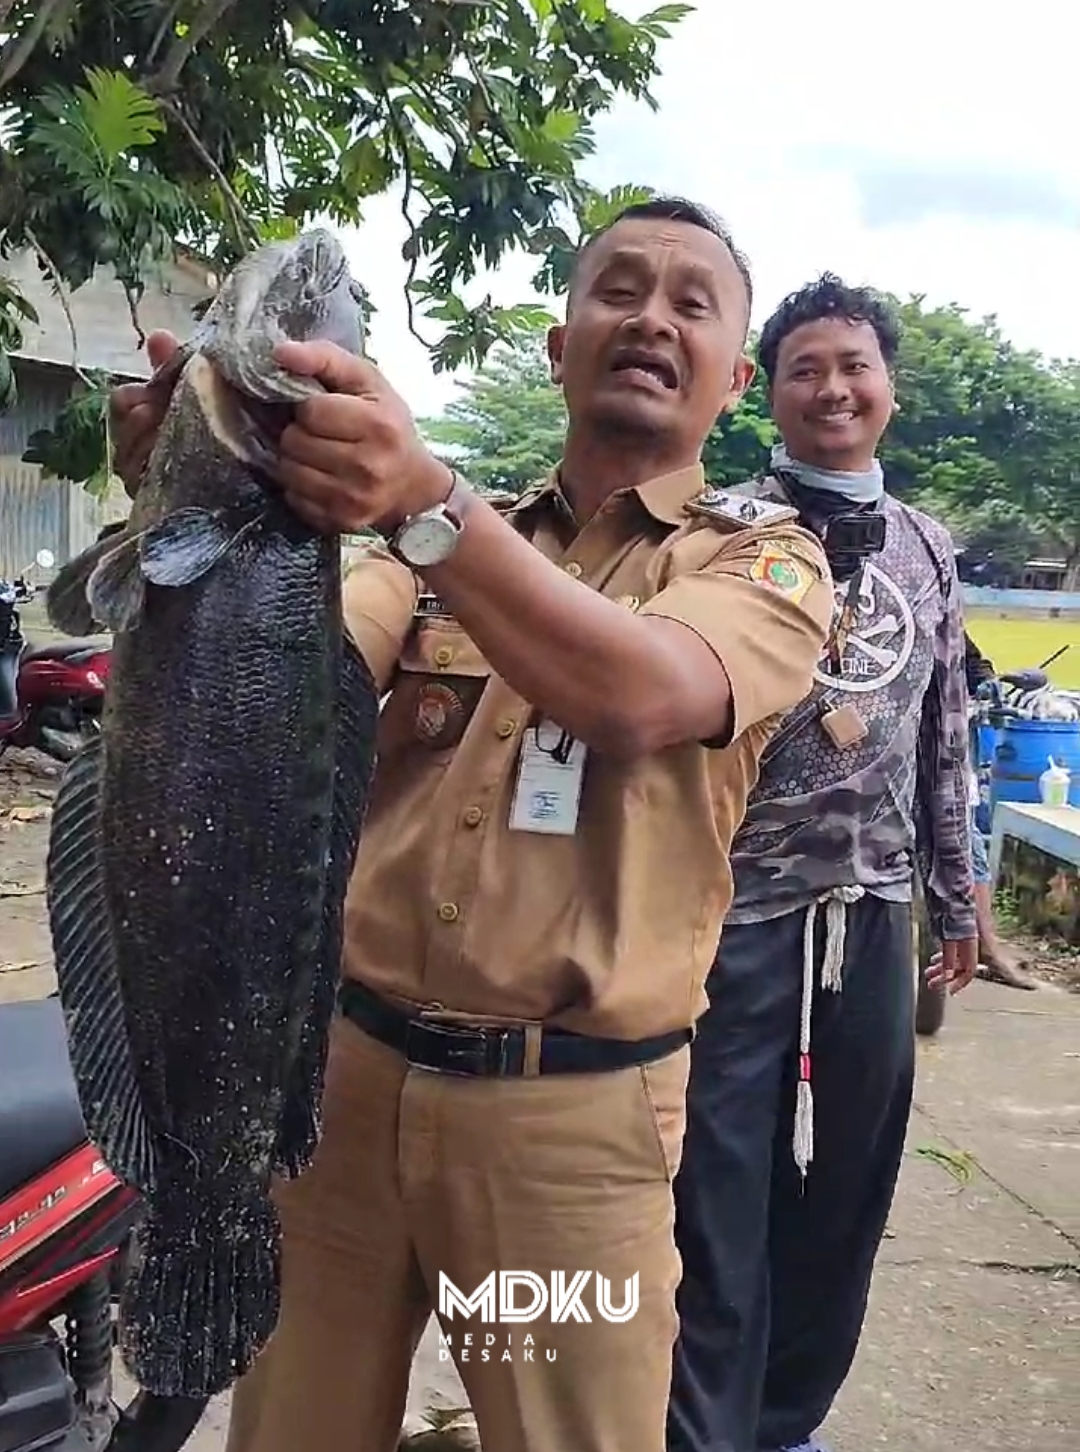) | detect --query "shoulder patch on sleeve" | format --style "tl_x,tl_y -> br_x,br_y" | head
767,531 -> 828,575
684,486 -> 799,533
748,542 -> 818,605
